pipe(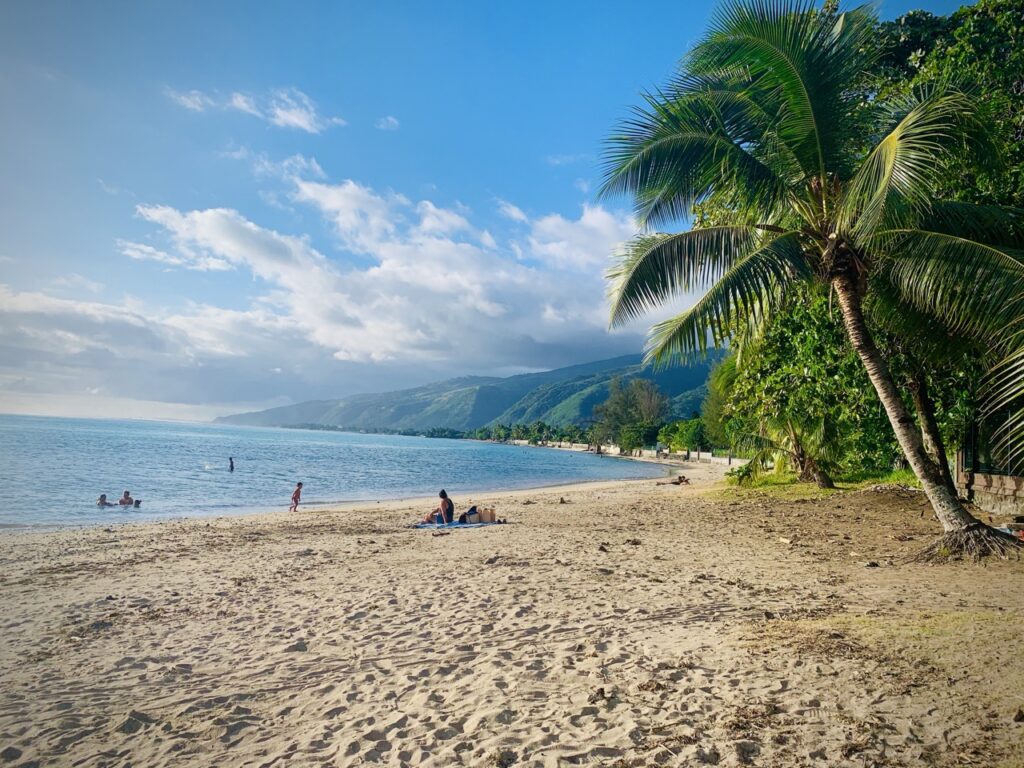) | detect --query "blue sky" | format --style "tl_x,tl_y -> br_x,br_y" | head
0,0 -> 966,419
